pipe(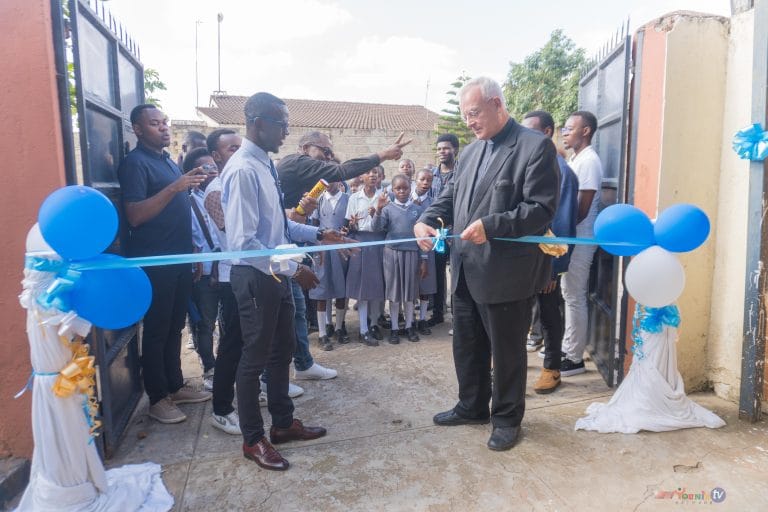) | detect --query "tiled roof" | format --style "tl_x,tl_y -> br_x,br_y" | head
197,95 -> 439,131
